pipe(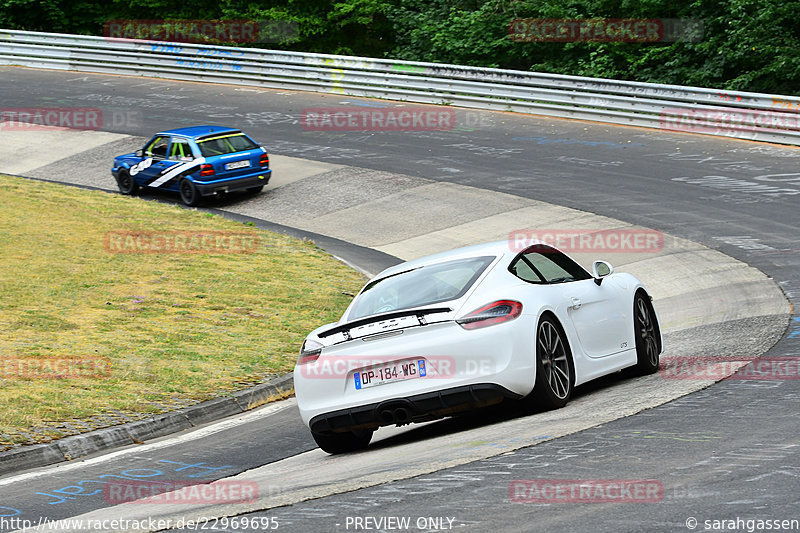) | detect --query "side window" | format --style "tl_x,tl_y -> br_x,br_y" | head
168,139 -> 193,161
509,245 -> 591,284
526,252 -> 575,283
510,256 -> 545,283
144,136 -> 170,159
